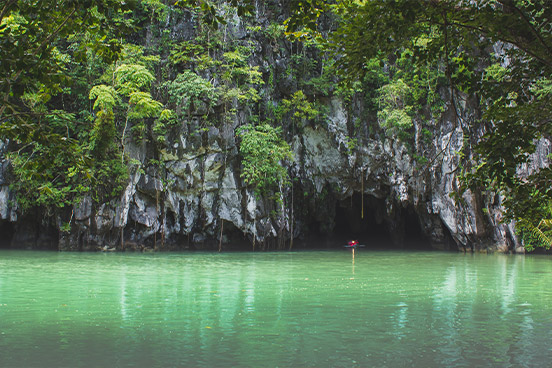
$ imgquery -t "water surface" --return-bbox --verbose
[1,250,551,367]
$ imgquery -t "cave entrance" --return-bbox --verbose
[333,193,431,250]
[0,221,15,249]
[402,205,433,250]
[334,194,392,249]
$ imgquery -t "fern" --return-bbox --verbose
[114,64,155,96]
[529,224,552,249]
[521,202,552,250]
[128,91,163,119]
[89,85,117,111]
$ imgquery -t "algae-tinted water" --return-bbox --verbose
[1,250,551,367]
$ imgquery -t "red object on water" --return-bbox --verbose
[347,240,358,246]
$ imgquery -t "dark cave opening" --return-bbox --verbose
[402,205,433,250]
[0,221,15,249]
[333,195,392,248]
[331,193,432,250]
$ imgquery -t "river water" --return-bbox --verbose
[0,250,551,367]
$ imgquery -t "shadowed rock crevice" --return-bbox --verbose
[10,214,59,250]
[0,220,14,249]
[402,206,433,250]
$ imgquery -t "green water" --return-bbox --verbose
[0,250,551,367]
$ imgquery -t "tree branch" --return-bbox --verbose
[31,7,77,58]
[7,6,78,91]
[497,0,552,59]
[436,19,552,68]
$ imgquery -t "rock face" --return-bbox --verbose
[0,3,539,252]
[0,99,525,252]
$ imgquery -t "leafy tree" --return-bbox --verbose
[219,45,264,109]
[165,70,218,116]
[281,91,321,122]
[89,62,166,159]
[1,0,132,136]
[237,123,292,196]
[275,90,322,133]
[376,78,413,137]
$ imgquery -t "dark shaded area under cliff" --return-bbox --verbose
[0,216,60,250]
[0,221,14,249]
[0,194,441,252]
[335,194,432,250]
[296,193,433,251]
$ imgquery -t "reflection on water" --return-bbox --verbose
[1,251,552,367]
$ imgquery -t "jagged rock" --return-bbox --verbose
[130,192,159,228]
[0,186,11,220]
[218,167,243,228]
[95,204,115,232]
[74,196,92,221]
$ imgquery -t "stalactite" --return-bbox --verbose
[219,219,224,252]
[361,168,364,220]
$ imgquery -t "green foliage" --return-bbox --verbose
[532,78,552,100]
[169,39,264,127]
[89,109,116,159]
[377,109,412,135]
[7,138,92,211]
[0,0,132,122]
[0,0,136,213]
[219,46,264,107]
[141,0,170,22]
[371,46,444,145]
[152,109,176,143]
[376,79,413,136]
[284,36,334,98]
[263,22,286,41]
[175,0,254,27]
[90,58,167,139]
[128,91,163,119]
[165,70,218,115]
[114,64,155,96]
[345,136,357,155]
[92,157,129,201]
[517,202,552,252]
[4,0,548,252]
[237,124,293,196]
[89,85,117,111]
[2,0,268,218]
[86,54,169,196]
[170,41,216,69]
[277,90,322,129]
[169,15,269,131]
[120,44,161,70]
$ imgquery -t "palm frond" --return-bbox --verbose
[529,224,552,249]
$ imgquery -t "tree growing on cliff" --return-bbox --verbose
[237,123,292,197]
[287,0,552,250]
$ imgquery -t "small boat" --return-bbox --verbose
[344,240,365,249]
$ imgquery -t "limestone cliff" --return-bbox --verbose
[0,2,542,252]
